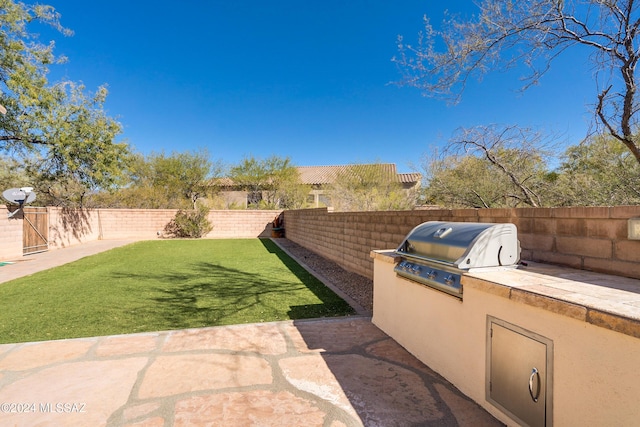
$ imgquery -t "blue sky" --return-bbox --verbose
[40,1,595,173]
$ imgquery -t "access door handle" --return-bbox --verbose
[528,367,541,403]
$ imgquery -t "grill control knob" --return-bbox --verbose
[427,270,437,280]
[444,274,455,286]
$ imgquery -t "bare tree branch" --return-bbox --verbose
[395,0,640,165]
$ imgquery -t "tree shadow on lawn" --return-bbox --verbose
[110,259,353,330]
[258,239,354,308]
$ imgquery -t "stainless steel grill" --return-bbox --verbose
[394,221,520,298]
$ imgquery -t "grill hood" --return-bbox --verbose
[395,221,520,270]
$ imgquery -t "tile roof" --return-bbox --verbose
[297,164,421,185]
[397,172,423,184]
[214,164,421,187]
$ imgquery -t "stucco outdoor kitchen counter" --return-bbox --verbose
[371,250,640,340]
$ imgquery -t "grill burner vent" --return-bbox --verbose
[394,221,520,298]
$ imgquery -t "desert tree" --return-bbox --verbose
[327,163,419,211]
[93,149,223,209]
[0,1,129,205]
[425,153,514,208]
[425,125,556,208]
[554,134,640,205]
[394,0,640,165]
[229,155,306,209]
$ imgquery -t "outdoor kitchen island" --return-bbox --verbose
[371,250,640,427]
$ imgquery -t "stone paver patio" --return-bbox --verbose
[0,317,502,426]
[0,241,503,426]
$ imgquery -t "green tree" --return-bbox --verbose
[326,163,419,211]
[424,126,556,208]
[554,135,640,205]
[425,154,512,208]
[163,203,213,238]
[276,176,311,210]
[229,155,306,209]
[395,0,640,166]
[0,1,129,204]
[93,150,223,209]
[0,155,27,189]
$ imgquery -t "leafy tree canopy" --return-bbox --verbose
[426,154,513,208]
[327,163,419,211]
[91,149,223,209]
[424,125,561,208]
[229,155,306,209]
[0,0,129,205]
[555,135,640,205]
[422,125,640,208]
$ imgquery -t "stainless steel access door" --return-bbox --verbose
[487,317,553,427]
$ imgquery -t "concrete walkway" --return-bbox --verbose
[0,241,503,426]
[0,240,139,284]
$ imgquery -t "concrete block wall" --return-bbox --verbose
[514,206,640,279]
[97,208,177,240]
[48,208,282,245]
[283,208,464,278]
[48,207,101,248]
[37,208,282,253]
[49,207,174,248]
[206,210,281,238]
[0,206,23,260]
[283,206,640,280]
[5,205,640,281]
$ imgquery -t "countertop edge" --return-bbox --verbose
[462,266,640,340]
[371,250,640,340]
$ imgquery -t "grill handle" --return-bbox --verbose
[433,227,453,238]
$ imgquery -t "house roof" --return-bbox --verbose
[397,172,423,184]
[214,163,422,188]
[211,177,235,187]
[297,164,421,185]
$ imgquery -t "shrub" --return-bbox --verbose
[163,204,213,238]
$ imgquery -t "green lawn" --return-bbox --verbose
[0,239,354,344]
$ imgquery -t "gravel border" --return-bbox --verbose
[271,238,373,315]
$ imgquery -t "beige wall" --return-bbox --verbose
[5,205,640,282]
[204,210,281,239]
[1,208,283,260]
[49,208,281,245]
[284,206,640,280]
[0,206,23,260]
[372,253,640,426]
[47,208,180,248]
[48,207,101,248]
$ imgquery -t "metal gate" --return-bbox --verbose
[23,207,49,255]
